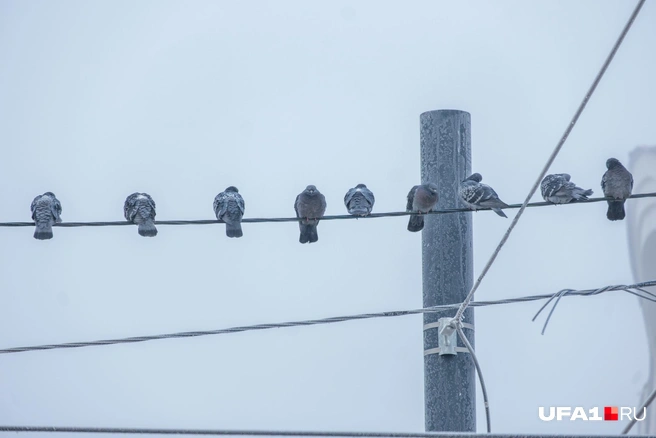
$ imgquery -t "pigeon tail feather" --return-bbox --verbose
[299,224,318,243]
[138,220,158,237]
[349,206,370,216]
[407,214,424,232]
[492,199,510,209]
[34,224,53,240]
[226,222,243,238]
[571,188,593,201]
[606,200,626,221]
[492,208,508,218]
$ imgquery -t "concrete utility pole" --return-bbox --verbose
[420,110,475,432]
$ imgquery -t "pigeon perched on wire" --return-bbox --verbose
[459,173,509,218]
[30,192,62,240]
[406,183,439,232]
[214,186,245,238]
[541,173,593,204]
[294,185,327,244]
[601,158,633,221]
[344,184,375,216]
[124,193,158,237]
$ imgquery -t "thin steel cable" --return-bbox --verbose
[455,324,491,433]
[622,386,656,434]
[451,0,646,325]
[0,193,655,228]
[0,280,653,356]
[2,426,647,437]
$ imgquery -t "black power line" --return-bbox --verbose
[2,425,651,437]
[0,193,654,228]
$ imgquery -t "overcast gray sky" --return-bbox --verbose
[1,0,655,436]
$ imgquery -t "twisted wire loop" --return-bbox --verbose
[532,283,656,335]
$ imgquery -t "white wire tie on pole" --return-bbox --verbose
[423,318,473,356]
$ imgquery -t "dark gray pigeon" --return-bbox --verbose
[601,158,633,221]
[30,192,62,240]
[124,192,157,237]
[406,183,439,232]
[459,173,509,218]
[294,185,327,244]
[214,186,245,238]
[541,173,593,204]
[344,184,375,216]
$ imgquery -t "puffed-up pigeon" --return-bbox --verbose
[406,183,439,232]
[344,184,375,216]
[214,186,245,238]
[459,173,509,218]
[124,192,158,237]
[601,158,633,221]
[30,192,62,240]
[541,173,593,204]
[294,185,327,244]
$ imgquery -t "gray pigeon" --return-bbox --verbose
[124,192,157,237]
[344,184,375,216]
[459,173,509,218]
[294,185,327,244]
[541,173,593,204]
[30,192,62,240]
[214,186,245,238]
[406,183,439,232]
[601,158,633,221]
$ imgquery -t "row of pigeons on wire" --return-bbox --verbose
[29,157,633,243]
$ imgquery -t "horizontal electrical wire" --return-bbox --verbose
[2,426,646,437]
[0,193,654,228]
[0,280,653,356]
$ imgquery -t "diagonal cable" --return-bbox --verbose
[450,0,646,327]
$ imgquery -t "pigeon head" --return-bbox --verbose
[554,173,571,181]
[355,184,367,189]
[426,183,438,194]
[464,173,482,183]
[606,158,622,169]
[225,186,239,193]
[43,192,57,198]
[305,185,318,195]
